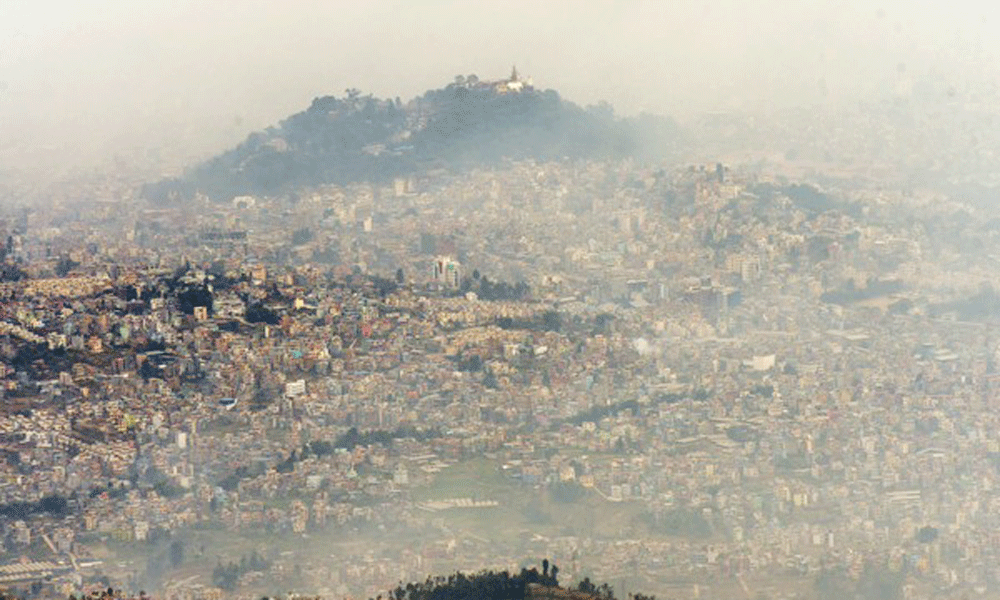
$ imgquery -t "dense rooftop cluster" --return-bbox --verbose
[2,151,1000,600]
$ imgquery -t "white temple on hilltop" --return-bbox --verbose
[456,66,534,94]
[494,65,533,93]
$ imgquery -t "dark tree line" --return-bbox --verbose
[820,277,903,305]
[635,507,713,539]
[0,263,27,282]
[218,462,270,491]
[496,310,561,332]
[453,353,484,372]
[54,256,79,277]
[332,425,441,451]
[559,399,641,428]
[245,303,280,325]
[931,283,1000,321]
[549,390,697,431]
[291,227,314,246]
[378,562,655,600]
[370,275,400,297]
[220,426,440,487]
[382,563,558,600]
[211,551,270,591]
[176,284,213,316]
[456,276,530,301]
[751,182,860,217]
[0,495,69,520]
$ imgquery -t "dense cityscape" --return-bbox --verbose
[8,1,1000,598]
[3,106,1000,600]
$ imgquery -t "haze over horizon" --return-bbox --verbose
[3,0,1000,179]
[8,4,1000,600]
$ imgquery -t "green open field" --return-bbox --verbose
[413,457,648,542]
[412,458,513,502]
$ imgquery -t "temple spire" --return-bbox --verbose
[510,65,519,82]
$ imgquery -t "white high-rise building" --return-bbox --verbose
[432,256,461,288]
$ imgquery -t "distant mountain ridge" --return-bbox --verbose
[142,71,677,203]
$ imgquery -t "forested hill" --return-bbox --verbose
[142,75,677,203]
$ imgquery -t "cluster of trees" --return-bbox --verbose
[482,368,500,390]
[916,525,939,543]
[245,302,281,325]
[0,262,27,282]
[88,484,128,500]
[211,552,270,591]
[0,495,69,520]
[130,463,185,498]
[54,255,79,277]
[457,276,530,301]
[931,283,1000,321]
[751,183,858,217]
[206,260,245,290]
[383,563,559,600]
[820,277,904,305]
[545,389,706,432]
[175,284,213,316]
[550,481,589,503]
[370,274,400,298]
[413,84,640,168]
[0,236,26,282]
[592,313,615,336]
[10,342,75,380]
[332,425,441,451]
[66,588,120,600]
[218,461,268,491]
[496,310,562,333]
[138,358,167,381]
[453,353,485,372]
[556,397,648,428]
[125,265,218,318]
[725,424,760,443]
[635,507,713,539]
[574,578,617,599]
[143,92,406,203]
[144,79,670,203]
[222,425,441,485]
[378,562,655,600]
[291,227,315,246]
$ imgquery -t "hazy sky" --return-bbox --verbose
[2,0,1000,177]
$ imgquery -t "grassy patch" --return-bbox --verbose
[410,457,646,541]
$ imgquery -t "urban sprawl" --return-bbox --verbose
[0,158,998,600]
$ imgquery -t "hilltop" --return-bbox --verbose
[141,69,677,203]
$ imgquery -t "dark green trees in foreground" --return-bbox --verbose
[374,562,656,600]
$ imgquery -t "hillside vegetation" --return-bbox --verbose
[374,562,656,600]
[142,76,676,203]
